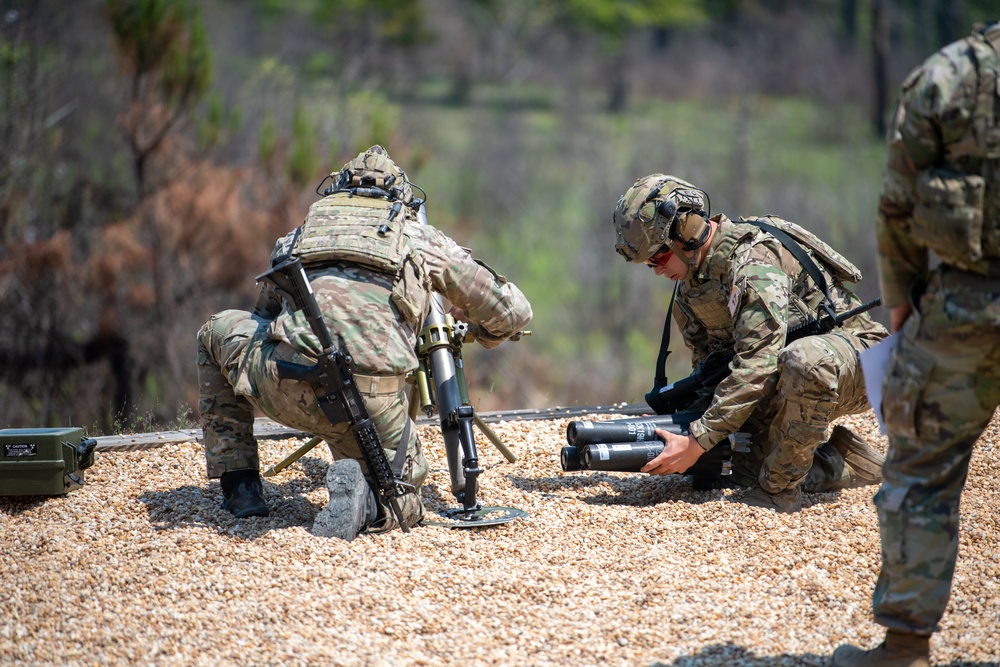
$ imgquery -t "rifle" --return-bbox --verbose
[255,257,413,533]
[410,203,528,526]
[645,297,882,415]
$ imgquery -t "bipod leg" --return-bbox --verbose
[262,435,324,477]
[473,414,517,463]
[453,405,481,514]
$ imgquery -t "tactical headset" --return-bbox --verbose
[647,184,712,252]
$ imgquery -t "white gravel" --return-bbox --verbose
[2,410,998,666]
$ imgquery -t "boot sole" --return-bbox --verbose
[313,459,369,540]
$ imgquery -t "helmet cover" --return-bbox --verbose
[333,145,413,203]
[613,173,709,262]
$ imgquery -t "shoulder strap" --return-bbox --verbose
[652,281,679,387]
[747,219,838,320]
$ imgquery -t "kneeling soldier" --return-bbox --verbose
[197,146,532,539]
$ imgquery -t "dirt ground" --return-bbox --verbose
[2,410,998,667]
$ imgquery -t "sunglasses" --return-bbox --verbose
[645,247,674,269]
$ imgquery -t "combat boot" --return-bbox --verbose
[220,469,270,518]
[830,425,884,487]
[691,474,722,491]
[739,485,803,512]
[832,630,930,667]
[312,458,379,541]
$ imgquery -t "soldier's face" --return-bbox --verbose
[650,245,693,281]
[645,247,674,270]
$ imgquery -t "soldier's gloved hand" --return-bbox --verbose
[446,305,468,323]
[467,323,506,349]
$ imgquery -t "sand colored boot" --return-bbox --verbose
[739,485,803,512]
[830,425,884,487]
[832,630,930,667]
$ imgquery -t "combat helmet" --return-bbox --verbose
[613,173,711,263]
[327,145,414,204]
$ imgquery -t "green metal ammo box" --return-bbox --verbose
[0,427,97,496]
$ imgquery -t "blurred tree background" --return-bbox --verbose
[0,0,994,433]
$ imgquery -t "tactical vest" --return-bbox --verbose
[910,23,1000,273]
[282,192,429,325]
[682,221,751,342]
[683,217,859,343]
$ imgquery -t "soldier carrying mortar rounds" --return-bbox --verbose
[609,173,889,510]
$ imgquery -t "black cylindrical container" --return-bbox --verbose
[581,440,733,475]
[595,410,703,427]
[567,421,688,447]
[582,442,663,471]
[560,445,584,472]
[565,411,700,447]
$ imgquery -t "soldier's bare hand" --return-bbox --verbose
[641,430,705,476]
[890,303,913,333]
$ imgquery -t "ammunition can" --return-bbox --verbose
[0,427,97,496]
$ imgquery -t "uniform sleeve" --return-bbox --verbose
[688,247,787,450]
[876,48,976,307]
[411,224,532,347]
[252,233,296,319]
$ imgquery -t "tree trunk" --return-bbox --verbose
[607,49,629,114]
[871,0,890,138]
[840,0,858,50]
[938,0,965,46]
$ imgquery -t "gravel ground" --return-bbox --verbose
[2,410,999,667]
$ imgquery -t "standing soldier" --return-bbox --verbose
[612,174,888,511]
[833,22,1000,667]
[196,146,532,540]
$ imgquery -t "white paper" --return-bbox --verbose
[859,332,899,435]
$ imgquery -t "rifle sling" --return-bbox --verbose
[653,281,679,386]
[390,418,411,477]
[748,220,837,316]
[652,222,837,387]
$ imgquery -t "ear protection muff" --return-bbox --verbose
[671,207,711,251]
[650,190,711,252]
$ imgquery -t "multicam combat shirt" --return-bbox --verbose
[255,212,532,376]
[674,215,887,450]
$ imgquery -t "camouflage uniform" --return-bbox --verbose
[869,22,1000,636]
[197,187,532,532]
[675,215,888,491]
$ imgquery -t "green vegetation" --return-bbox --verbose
[2,0,958,431]
[393,92,887,408]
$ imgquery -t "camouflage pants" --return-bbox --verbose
[873,268,1000,634]
[727,330,873,491]
[196,309,428,531]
